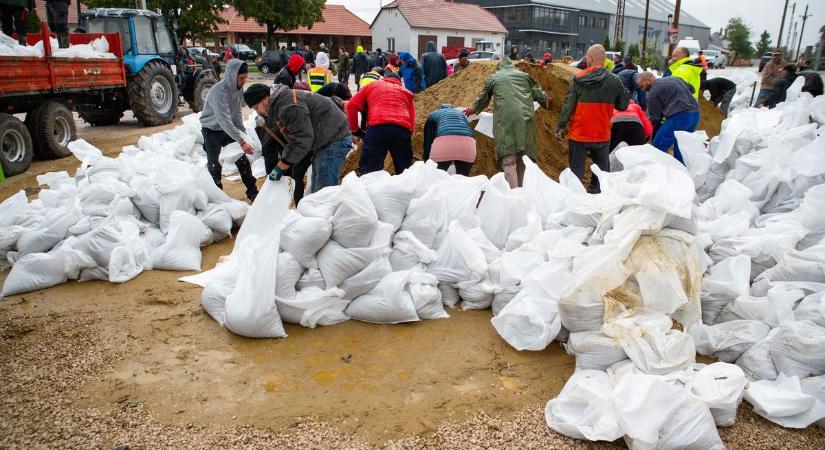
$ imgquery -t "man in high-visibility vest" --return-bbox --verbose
[308,52,333,92]
[359,66,384,89]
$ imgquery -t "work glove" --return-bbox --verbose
[556,128,567,141]
[268,165,285,181]
[255,115,266,127]
[463,106,473,116]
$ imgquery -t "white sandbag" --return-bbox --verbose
[296,185,340,219]
[157,180,208,232]
[275,252,303,299]
[770,321,825,378]
[476,173,529,249]
[759,243,825,283]
[364,174,415,229]
[1,253,67,297]
[232,179,292,256]
[316,241,384,289]
[276,287,349,328]
[398,195,447,249]
[716,285,800,326]
[199,203,233,241]
[744,373,825,428]
[432,176,486,230]
[564,332,627,371]
[16,207,78,255]
[296,268,325,291]
[491,285,520,316]
[491,288,562,351]
[504,211,543,252]
[131,178,161,224]
[389,231,438,271]
[603,312,696,375]
[346,271,420,324]
[73,225,122,266]
[223,223,286,338]
[465,227,501,264]
[408,270,448,320]
[151,211,204,271]
[108,246,143,283]
[544,370,623,442]
[330,173,379,248]
[457,277,496,310]
[701,255,752,324]
[439,283,460,309]
[558,293,605,334]
[690,320,771,363]
[795,292,825,327]
[427,221,488,284]
[736,328,781,382]
[801,375,825,428]
[688,362,748,427]
[611,373,724,450]
[201,266,237,326]
[339,255,392,301]
[488,246,545,288]
[279,211,333,268]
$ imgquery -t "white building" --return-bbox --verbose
[371,0,508,58]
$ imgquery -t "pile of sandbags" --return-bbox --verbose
[0,113,258,297]
[0,32,115,58]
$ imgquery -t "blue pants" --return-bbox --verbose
[652,111,700,165]
[311,134,352,194]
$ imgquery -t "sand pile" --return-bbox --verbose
[341,61,724,181]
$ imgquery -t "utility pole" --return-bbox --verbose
[785,3,796,50]
[613,0,626,48]
[777,0,789,51]
[641,0,650,67]
[666,0,681,58]
[795,5,811,61]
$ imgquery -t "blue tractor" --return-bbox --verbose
[78,8,217,126]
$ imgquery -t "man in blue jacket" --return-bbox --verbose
[399,51,426,94]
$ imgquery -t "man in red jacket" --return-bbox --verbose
[346,73,415,175]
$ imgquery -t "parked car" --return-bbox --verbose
[701,49,725,69]
[188,46,220,60]
[257,49,288,74]
[227,43,257,61]
[569,51,621,68]
[758,52,773,72]
[445,51,500,67]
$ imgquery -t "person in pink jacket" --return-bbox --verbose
[609,99,652,151]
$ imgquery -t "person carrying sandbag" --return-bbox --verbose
[245,83,352,205]
[465,56,550,188]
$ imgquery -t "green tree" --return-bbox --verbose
[725,17,753,61]
[755,30,771,56]
[601,34,611,50]
[235,0,325,49]
[84,0,226,43]
[613,38,626,54]
[25,9,42,34]
[627,43,640,62]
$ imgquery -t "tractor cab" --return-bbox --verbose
[83,8,177,74]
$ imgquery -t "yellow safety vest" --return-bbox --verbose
[309,67,332,92]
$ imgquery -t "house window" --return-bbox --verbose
[598,18,608,29]
[578,15,587,27]
[590,17,597,28]
[387,37,395,52]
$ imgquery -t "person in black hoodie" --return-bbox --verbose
[765,64,798,109]
[421,41,448,87]
[351,45,371,90]
[700,77,737,117]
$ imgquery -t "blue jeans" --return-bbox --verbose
[754,88,774,107]
[311,134,352,193]
[652,111,700,165]
[359,124,413,175]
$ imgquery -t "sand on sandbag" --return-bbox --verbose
[341,61,723,182]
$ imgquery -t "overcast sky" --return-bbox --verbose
[327,0,825,50]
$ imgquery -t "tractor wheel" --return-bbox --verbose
[79,109,124,127]
[0,113,34,177]
[128,60,178,126]
[28,102,75,159]
[187,73,217,113]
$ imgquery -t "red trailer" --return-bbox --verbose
[0,24,126,176]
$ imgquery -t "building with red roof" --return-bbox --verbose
[371,0,507,58]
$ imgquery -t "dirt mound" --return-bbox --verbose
[341,62,723,182]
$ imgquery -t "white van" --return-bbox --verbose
[676,38,701,58]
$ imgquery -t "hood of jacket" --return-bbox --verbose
[315,51,330,68]
[389,53,400,67]
[225,59,246,93]
[356,45,365,54]
[399,51,416,65]
[574,66,609,86]
[287,54,305,73]
[497,56,515,71]
[425,41,436,53]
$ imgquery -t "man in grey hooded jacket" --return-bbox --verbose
[199,59,259,201]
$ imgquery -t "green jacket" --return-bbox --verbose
[337,51,350,74]
[472,57,548,162]
[667,57,703,99]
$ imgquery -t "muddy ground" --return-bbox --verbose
[1,103,824,449]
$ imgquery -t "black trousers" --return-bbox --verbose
[202,127,258,200]
[46,1,69,45]
[287,153,313,205]
[437,160,473,176]
[359,124,412,175]
[568,140,610,194]
[0,6,26,44]
[610,122,646,151]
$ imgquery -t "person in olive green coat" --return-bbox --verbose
[465,57,550,187]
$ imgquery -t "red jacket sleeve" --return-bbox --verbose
[346,86,368,133]
[407,92,416,132]
[636,105,654,138]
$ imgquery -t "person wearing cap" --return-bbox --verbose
[245,83,352,204]
[453,49,471,74]
[540,53,553,67]
[275,53,305,88]
[346,73,416,175]
[199,59,259,202]
[359,66,384,89]
[764,64,798,109]
[308,52,333,92]
[424,104,476,176]
[352,45,371,91]
[755,52,786,107]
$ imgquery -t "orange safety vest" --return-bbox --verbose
[308,67,332,92]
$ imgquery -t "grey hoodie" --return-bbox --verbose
[200,59,246,143]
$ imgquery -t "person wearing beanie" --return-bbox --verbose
[275,53,305,88]
[453,49,471,74]
[540,53,552,67]
[309,52,333,92]
[246,83,352,204]
[199,60,259,202]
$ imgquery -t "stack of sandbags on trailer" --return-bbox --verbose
[0,116,251,298]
